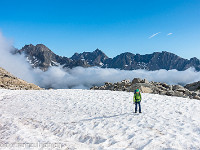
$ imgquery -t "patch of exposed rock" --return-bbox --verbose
[184,81,200,91]
[0,67,42,90]
[91,78,200,100]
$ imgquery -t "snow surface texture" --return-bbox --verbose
[0,89,200,150]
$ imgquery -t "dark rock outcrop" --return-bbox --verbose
[185,81,200,91]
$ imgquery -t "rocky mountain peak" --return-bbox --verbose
[21,44,52,53]
[94,48,104,54]
[35,44,51,51]
[190,57,199,62]
[15,43,200,71]
[18,44,62,71]
[70,49,109,66]
[93,49,109,59]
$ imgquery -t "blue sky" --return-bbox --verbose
[0,0,200,59]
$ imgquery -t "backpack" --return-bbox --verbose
[134,90,141,101]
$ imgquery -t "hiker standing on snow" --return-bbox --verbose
[133,89,142,113]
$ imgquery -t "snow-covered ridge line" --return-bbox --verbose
[0,89,200,149]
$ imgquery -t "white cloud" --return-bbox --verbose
[167,33,173,36]
[0,31,200,90]
[36,67,200,89]
[149,32,161,39]
[0,32,36,83]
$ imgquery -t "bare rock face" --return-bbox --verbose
[185,81,200,91]
[139,86,153,93]
[142,79,149,84]
[173,85,185,92]
[15,44,200,71]
[0,67,42,90]
[128,83,153,93]
[166,90,174,96]
[132,78,142,84]
[91,78,200,100]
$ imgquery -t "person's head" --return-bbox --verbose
[136,89,139,93]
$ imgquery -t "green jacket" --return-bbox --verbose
[134,92,141,102]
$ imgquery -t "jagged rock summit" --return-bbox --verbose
[18,44,68,71]
[0,67,42,90]
[71,48,109,66]
[17,44,93,71]
[16,44,200,71]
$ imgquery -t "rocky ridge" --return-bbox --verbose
[0,67,42,90]
[16,44,200,71]
[91,78,200,100]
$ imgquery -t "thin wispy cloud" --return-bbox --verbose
[167,33,173,36]
[149,32,161,39]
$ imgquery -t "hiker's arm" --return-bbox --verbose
[133,95,135,103]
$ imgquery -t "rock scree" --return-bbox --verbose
[91,78,200,100]
[0,67,42,90]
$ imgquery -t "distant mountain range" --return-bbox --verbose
[15,44,200,71]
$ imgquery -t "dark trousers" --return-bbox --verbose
[135,101,141,113]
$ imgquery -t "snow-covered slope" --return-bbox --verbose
[0,89,200,150]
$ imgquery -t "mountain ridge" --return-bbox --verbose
[16,44,200,71]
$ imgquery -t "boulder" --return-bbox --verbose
[117,82,122,86]
[168,85,172,90]
[157,85,167,91]
[121,79,130,84]
[166,90,174,96]
[172,85,184,91]
[193,96,200,100]
[185,81,200,91]
[139,86,153,93]
[141,79,149,83]
[184,89,191,95]
[128,83,153,93]
[161,83,170,89]
[153,89,159,94]
[173,91,184,97]
[159,91,167,95]
[192,92,198,97]
[121,80,131,86]
[105,82,112,86]
[132,78,142,84]
[176,87,186,92]
[100,85,106,90]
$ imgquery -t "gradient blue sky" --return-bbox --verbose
[0,0,200,59]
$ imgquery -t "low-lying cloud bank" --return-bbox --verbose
[1,32,200,89]
[36,66,200,89]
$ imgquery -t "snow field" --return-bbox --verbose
[0,89,200,150]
